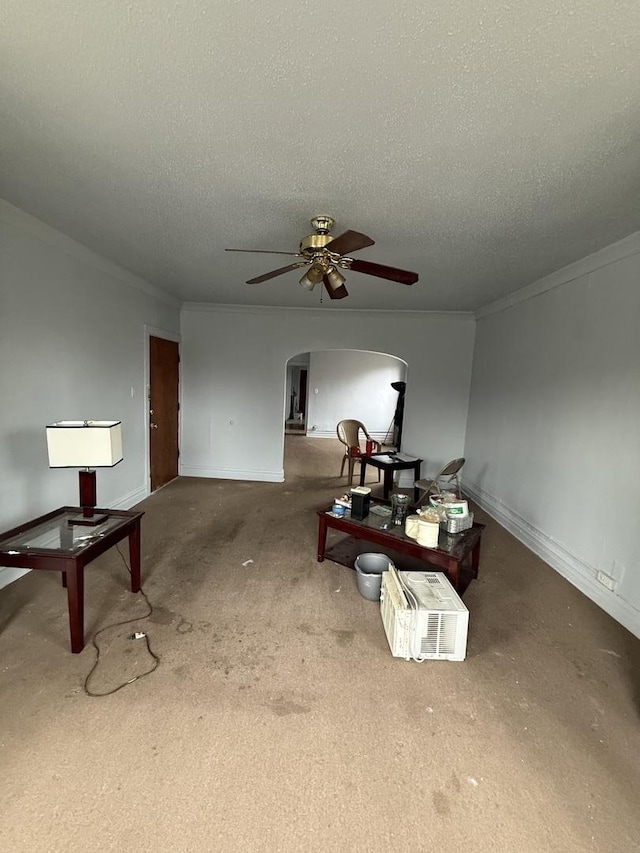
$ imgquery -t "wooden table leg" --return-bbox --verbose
[470,539,481,578]
[413,461,421,503]
[65,563,85,654]
[359,460,367,488]
[317,514,328,562]
[129,519,141,593]
[447,559,460,592]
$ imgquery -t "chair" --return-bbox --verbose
[336,419,382,485]
[414,457,465,505]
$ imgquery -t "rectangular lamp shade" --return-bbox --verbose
[46,420,123,468]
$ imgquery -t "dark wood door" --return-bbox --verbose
[149,336,179,492]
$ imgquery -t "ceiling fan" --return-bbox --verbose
[226,215,419,300]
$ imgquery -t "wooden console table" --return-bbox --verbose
[0,506,144,653]
[317,506,483,594]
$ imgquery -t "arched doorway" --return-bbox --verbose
[283,348,407,473]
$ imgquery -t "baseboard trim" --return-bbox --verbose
[464,481,640,639]
[307,429,389,442]
[112,486,148,510]
[180,466,285,483]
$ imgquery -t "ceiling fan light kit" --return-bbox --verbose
[226,215,419,301]
[325,267,346,291]
[299,269,320,290]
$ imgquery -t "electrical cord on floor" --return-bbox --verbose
[83,544,160,697]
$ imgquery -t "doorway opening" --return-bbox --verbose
[283,349,407,474]
[285,356,309,434]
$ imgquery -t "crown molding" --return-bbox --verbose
[476,230,640,320]
[0,198,181,310]
[181,302,475,322]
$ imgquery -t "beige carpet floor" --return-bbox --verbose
[1,436,639,852]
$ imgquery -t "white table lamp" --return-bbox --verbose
[46,420,123,525]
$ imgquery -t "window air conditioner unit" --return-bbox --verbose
[380,567,469,661]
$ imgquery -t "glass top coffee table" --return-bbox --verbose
[316,504,483,595]
[0,506,144,652]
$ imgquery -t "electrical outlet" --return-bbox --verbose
[596,571,616,591]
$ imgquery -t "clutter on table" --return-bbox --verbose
[390,493,409,526]
[329,487,373,521]
[419,492,474,533]
[325,490,473,536]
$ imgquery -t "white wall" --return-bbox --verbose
[180,305,476,483]
[464,233,640,637]
[305,350,405,440]
[0,200,181,587]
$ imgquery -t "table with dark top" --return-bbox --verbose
[317,505,483,594]
[0,506,144,653]
[359,452,423,502]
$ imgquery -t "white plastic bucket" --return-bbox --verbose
[354,553,394,601]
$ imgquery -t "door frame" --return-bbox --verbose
[144,324,181,498]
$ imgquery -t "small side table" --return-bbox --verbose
[359,453,422,502]
[0,506,144,653]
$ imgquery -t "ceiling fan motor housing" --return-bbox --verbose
[299,232,334,257]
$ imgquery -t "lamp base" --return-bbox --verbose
[68,513,109,527]
[71,470,108,525]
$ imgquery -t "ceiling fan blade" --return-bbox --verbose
[323,275,349,300]
[325,230,375,256]
[246,263,304,284]
[226,248,300,256]
[349,258,418,285]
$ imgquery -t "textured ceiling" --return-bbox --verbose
[1,1,639,311]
